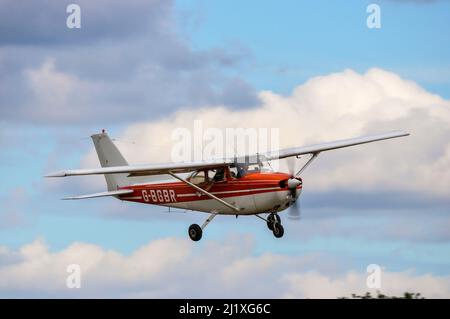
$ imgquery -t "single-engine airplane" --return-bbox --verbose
[46,130,409,241]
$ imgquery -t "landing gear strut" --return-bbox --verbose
[266,213,281,231]
[188,212,217,242]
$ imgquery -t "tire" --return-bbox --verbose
[272,223,284,238]
[188,224,202,241]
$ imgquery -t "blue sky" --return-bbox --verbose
[0,0,449,298]
[177,0,450,97]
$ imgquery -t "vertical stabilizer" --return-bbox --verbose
[91,130,129,191]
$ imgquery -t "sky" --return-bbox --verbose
[0,0,450,298]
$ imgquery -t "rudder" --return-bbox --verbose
[91,131,129,191]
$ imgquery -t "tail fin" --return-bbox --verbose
[91,131,129,191]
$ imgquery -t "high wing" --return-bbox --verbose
[46,160,232,178]
[45,131,409,178]
[263,130,409,160]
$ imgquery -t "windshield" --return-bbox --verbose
[232,156,272,178]
[188,168,226,184]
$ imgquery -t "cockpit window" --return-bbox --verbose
[208,168,225,182]
[246,163,261,174]
[233,162,265,178]
[189,162,271,182]
[189,168,226,184]
[232,154,272,177]
[189,170,206,185]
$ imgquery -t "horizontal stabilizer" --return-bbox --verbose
[62,189,133,200]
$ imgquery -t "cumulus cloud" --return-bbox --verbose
[21,59,100,122]
[80,68,450,198]
[1,237,449,298]
[282,270,450,299]
[0,0,258,124]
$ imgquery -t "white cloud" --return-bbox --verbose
[23,59,100,122]
[81,68,450,197]
[1,237,449,298]
[282,270,450,299]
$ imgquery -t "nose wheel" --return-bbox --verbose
[259,213,284,238]
[266,213,281,231]
[272,222,284,238]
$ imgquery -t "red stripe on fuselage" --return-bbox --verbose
[118,172,300,204]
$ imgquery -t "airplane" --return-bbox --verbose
[46,129,409,241]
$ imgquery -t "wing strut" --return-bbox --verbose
[167,172,240,212]
[296,152,320,176]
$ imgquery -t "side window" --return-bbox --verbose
[189,171,206,185]
[208,168,225,182]
[247,163,260,174]
[207,169,216,180]
[214,168,224,181]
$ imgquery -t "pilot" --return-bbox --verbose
[237,164,248,178]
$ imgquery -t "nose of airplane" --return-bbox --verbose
[287,177,302,189]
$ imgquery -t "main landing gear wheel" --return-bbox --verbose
[266,213,281,230]
[189,212,217,242]
[272,223,284,238]
[188,224,202,241]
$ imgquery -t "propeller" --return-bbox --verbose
[284,157,302,220]
[285,156,296,177]
[287,178,302,220]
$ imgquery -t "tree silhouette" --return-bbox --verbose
[339,291,425,299]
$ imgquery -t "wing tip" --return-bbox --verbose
[44,171,67,178]
[392,130,410,137]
